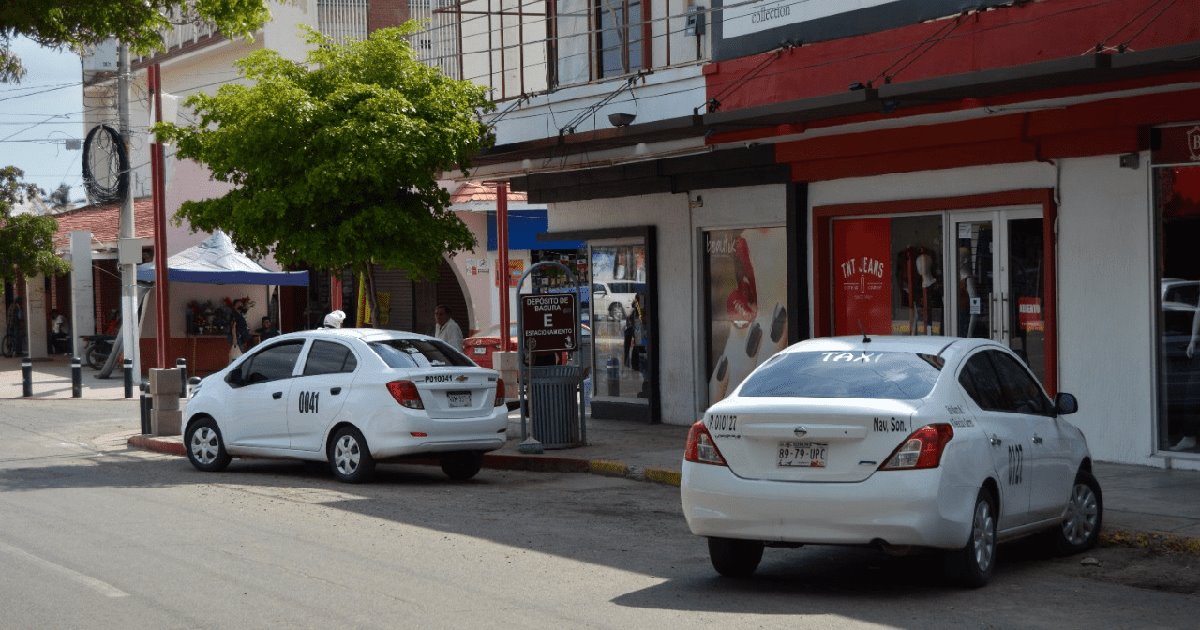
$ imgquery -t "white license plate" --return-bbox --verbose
[777,442,828,468]
[448,391,472,407]
[472,347,486,355]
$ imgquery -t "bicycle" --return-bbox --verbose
[1,328,23,358]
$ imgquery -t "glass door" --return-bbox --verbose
[950,209,1046,381]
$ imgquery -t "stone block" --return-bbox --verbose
[150,368,182,395]
[152,408,182,436]
[153,394,180,411]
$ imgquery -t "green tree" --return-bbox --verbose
[156,25,494,322]
[0,166,70,282]
[0,0,271,82]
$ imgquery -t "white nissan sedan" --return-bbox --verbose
[681,336,1100,587]
[183,328,508,483]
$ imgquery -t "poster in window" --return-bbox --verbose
[705,227,787,404]
[833,218,892,335]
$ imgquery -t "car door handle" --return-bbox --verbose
[1032,434,1043,444]
[272,391,282,399]
[989,435,1002,446]
[330,387,342,395]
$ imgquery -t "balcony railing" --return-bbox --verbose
[318,0,369,46]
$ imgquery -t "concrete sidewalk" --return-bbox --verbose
[5,354,1200,548]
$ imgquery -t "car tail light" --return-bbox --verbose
[684,421,728,466]
[880,423,954,470]
[386,380,424,409]
[493,378,505,407]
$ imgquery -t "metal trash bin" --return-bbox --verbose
[528,365,584,449]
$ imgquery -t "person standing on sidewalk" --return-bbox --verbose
[434,304,463,350]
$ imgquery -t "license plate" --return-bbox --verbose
[447,391,472,408]
[777,442,828,468]
[472,347,486,355]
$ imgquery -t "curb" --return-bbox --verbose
[125,435,680,489]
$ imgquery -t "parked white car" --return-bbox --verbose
[183,328,508,483]
[681,335,1100,587]
[592,280,645,321]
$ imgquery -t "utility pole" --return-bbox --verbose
[117,43,140,378]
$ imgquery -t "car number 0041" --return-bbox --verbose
[448,391,472,407]
[777,442,828,468]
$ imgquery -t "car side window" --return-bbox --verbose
[303,340,358,376]
[243,341,304,385]
[989,351,1054,416]
[959,353,1009,412]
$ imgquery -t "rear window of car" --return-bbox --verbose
[369,339,475,368]
[737,351,941,399]
[609,282,644,293]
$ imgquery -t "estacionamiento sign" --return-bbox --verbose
[520,294,577,353]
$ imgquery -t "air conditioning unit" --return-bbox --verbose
[685,6,706,37]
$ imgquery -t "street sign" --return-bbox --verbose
[520,294,577,353]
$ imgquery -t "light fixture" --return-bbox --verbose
[608,112,636,127]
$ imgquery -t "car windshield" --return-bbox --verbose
[370,339,475,368]
[737,351,941,399]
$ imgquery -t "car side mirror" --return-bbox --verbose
[1055,392,1078,415]
[225,368,245,388]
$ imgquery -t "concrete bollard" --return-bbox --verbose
[71,356,82,398]
[140,380,152,435]
[176,357,188,398]
[149,368,183,437]
[123,359,133,399]
[21,356,32,398]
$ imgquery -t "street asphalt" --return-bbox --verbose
[4,353,1200,551]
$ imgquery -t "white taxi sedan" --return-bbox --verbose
[681,336,1101,587]
[183,328,508,483]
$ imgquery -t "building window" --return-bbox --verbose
[596,0,645,77]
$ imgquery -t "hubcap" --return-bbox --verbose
[971,499,996,572]
[1061,482,1099,545]
[334,435,360,475]
[190,427,219,464]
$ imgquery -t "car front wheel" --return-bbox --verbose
[1052,470,1102,556]
[185,418,231,473]
[441,451,483,481]
[707,537,764,578]
[329,427,375,483]
[945,487,997,588]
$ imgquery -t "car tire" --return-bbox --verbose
[945,486,998,588]
[707,537,764,578]
[440,451,483,481]
[329,426,375,483]
[185,417,232,473]
[608,303,625,322]
[1050,470,1103,556]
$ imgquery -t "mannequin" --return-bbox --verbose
[958,247,980,338]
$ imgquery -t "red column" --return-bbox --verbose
[330,274,343,311]
[496,182,510,351]
[150,63,171,369]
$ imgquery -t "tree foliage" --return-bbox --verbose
[156,25,495,285]
[0,0,271,82]
[0,167,70,282]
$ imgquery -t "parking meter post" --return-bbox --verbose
[176,357,187,398]
[21,356,32,398]
[606,357,620,397]
[71,357,82,398]
[123,359,133,399]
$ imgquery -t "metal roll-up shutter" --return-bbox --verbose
[371,266,414,332]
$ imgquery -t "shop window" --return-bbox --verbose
[1155,160,1200,453]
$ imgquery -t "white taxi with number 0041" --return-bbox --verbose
[680,335,1101,587]
[183,328,508,483]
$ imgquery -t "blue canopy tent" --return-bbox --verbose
[137,231,308,286]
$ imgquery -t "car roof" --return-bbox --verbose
[783,335,1002,363]
[274,327,437,343]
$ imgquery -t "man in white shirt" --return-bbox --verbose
[434,304,463,350]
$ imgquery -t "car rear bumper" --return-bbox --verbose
[365,407,509,459]
[680,461,977,549]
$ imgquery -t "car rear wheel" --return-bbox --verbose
[707,537,764,578]
[945,487,997,588]
[329,427,375,484]
[440,451,483,481]
[1051,470,1102,556]
[185,418,231,473]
